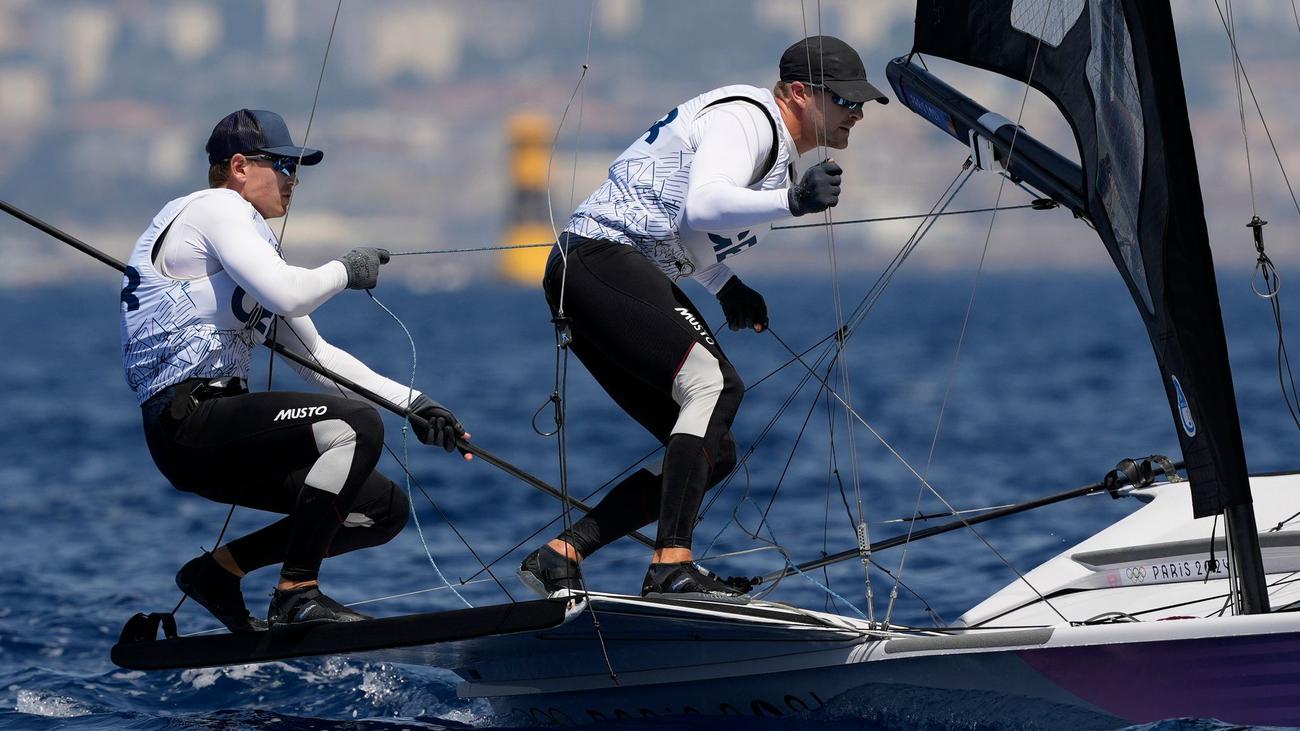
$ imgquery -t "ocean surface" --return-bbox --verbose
[1,269,1298,731]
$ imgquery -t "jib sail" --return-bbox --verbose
[902,0,1249,521]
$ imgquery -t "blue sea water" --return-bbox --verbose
[1,269,1298,730]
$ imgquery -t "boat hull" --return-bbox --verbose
[359,595,1300,728]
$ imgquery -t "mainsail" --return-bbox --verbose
[903,0,1249,521]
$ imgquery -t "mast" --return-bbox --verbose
[890,0,1269,613]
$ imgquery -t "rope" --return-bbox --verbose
[366,292,472,608]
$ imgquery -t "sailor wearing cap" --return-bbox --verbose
[121,109,469,631]
[518,36,886,601]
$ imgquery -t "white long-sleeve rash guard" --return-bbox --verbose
[160,190,349,317]
[161,191,421,408]
[682,102,793,236]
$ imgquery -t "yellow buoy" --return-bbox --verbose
[500,112,555,285]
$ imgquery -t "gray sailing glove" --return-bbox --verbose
[787,160,843,216]
[408,394,464,453]
[337,247,391,290]
[717,276,768,332]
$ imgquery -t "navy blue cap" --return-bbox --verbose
[205,109,324,165]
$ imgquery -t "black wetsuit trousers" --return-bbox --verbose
[141,379,408,582]
[544,236,742,554]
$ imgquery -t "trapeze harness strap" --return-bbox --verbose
[564,84,794,281]
[702,95,781,187]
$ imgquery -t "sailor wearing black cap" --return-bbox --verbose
[519,36,886,602]
[122,109,469,631]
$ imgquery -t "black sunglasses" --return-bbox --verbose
[241,154,298,178]
[806,84,864,111]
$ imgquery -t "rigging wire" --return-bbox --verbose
[540,2,597,547]
[834,162,977,347]
[880,4,1059,627]
[1224,0,1258,218]
[799,0,876,624]
[697,343,836,555]
[698,335,836,520]
[690,156,977,616]
[693,344,949,624]
[770,202,1043,230]
[274,0,343,245]
[1216,0,1300,436]
[390,242,553,256]
[1212,0,1300,219]
[377,203,1042,258]
[767,325,1070,625]
[536,1,620,686]
[459,448,662,585]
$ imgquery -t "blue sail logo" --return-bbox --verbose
[1172,375,1196,437]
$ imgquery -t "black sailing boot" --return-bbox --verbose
[267,585,371,626]
[175,553,268,633]
[518,545,585,597]
[641,562,750,604]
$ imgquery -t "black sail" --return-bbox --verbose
[911,0,1249,518]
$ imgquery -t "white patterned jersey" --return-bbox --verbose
[120,189,347,404]
[565,85,797,292]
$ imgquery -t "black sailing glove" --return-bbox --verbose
[787,159,843,217]
[408,394,464,453]
[717,276,769,332]
[337,247,391,290]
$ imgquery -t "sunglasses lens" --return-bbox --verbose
[274,158,297,177]
[832,94,861,111]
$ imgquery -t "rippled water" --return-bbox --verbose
[1,270,1297,730]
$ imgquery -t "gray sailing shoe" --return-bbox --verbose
[641,562,750,604]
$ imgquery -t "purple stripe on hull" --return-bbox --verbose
[1018,630,1300,725]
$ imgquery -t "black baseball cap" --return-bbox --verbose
[779,36,888,105]
[205,109,324,165]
